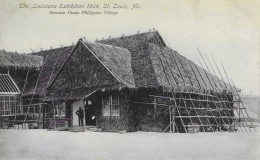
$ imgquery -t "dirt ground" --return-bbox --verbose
[0,129,259,160]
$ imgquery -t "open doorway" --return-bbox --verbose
[84,100,97,126]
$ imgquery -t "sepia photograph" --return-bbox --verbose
[0,0,259,160]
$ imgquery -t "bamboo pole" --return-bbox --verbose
[211,55,228,89]
[198,49,218,88]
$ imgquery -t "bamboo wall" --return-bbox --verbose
[97,89,135,132]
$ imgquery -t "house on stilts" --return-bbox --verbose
[0,30,256,133]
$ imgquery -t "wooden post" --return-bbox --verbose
[172,106,175,133]
[43,104,45,129]
[82,98,86,126]
[21,101,23,113]
[53,100,57,128]
[153,97,157,125]
[169,106,172,132]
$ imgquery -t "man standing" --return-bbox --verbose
[76,107,84,126]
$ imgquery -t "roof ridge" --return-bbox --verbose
[98,30,156,42]
[31,45,74,55]
[87,40,130,51]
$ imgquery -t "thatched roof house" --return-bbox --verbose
[1,30,247,132]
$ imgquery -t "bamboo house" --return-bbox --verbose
[0,31,255,133]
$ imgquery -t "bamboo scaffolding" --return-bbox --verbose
[227,70,256,131]
[216,63,247,132]
[176,53,220,132]
[198,52,233,132]
[199,52,235,132]
[173,54,208,132]
[211,55,251,132]
[133,33,254,133]
[209,55,241,131]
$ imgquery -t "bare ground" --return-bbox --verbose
[0,129,259,160]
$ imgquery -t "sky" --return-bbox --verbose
[0,0,259,96]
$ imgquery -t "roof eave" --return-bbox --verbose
[0,92,20,95]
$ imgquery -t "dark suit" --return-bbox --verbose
[76,108,84,126]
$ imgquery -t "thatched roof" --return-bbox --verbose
[99,31,234,92]
[81,39,135,88]
[44,31,236,101]
[6,30,236,100]
[148,43,231,91]
[22,46,75,96]
[45,40,135,100]
[0,50,43,69]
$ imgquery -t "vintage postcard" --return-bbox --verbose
[0,0,259,160]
